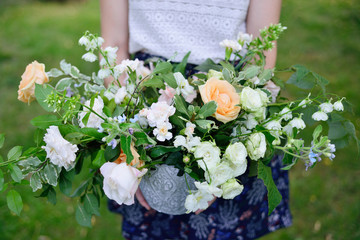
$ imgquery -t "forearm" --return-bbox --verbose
[246,0,282,69]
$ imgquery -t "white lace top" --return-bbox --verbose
[129,0,250,64]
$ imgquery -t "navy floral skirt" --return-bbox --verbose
[108,52,292,240]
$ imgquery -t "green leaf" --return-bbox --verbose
[174,95,190,117]
[55,78,74,91]
[81,112,91,127]
[47,186,57,205]
[59,170,72,196]
[47,68,63,78]
[0,169,4,191]
[287,65,316,89]
[30,172,43,192]
[18,157,42,170]
[7,190,23,216]
[35,84,56,112]
[195,120,216,130]
[7,146,23,161]
[247,160,258,177]
[30,115,62,129]
[281,158,298,170]
[150,146,180,158]
[64,132,85,144]
[142,76,165,89]
[163,72,178,89]
[312,125,323,142]
[43,164,58,187]
[9,164,23,182]
[76,204,92,227]
[240,65,261,79]
[153,61,173,74]
[0,133,5,149]
[258,161,282,215]
[197,101,217,119]
[71,181,89,197]
[121,135,133,164]
[104,145,121,162]
[34,128,45,146]
[195,58,222,72]
[60,60,71,74]
[84,193,100,216]
[133,131,156,146]
[92,150,106,169]
[80,128,106,140]
[174,51,191,75]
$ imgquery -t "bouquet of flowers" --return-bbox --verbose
[0,24,357,226]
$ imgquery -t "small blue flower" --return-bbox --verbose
[74,82,83,88]
[130,114,139,123]
[66,87,74,97]
[108,139,117,149]
[145,144,154,149]
[309,152,318,164]
[116,114,127,123]
[128,127,134,135]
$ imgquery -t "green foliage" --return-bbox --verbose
[35,84,56,112]
[120,135,133,164]
[30,114,62,129]
[6,190,23,216]
[197,101,217,119]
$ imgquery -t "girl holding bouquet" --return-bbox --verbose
[100,0,290,239]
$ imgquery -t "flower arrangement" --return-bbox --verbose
[0,24,357,226]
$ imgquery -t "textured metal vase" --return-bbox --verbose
[139,164,195,215]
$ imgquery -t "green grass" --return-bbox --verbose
[0,0,359,239]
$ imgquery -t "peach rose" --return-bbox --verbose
[199,77,241,123]
[18,61,49,103]
[114,143,144,168]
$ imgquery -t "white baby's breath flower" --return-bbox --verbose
[82,52,97,62]
[194,142,221,171]
[114,86,128,104]
[333,100,344,111]
[194,181,223,197]
[219,39,242,51]
[319,102,333,113]
[185,190,214,213]
[100,162,147,205]
[246,132,267,161]
[78,96,105,128]
[42,126,78,171]
[289,117,306,129]
[221,178,244,199]
[225,142,248,177]
[279,107,293,121]
[153,122,173,142]
[312,111,328,121]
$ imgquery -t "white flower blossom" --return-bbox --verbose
[289,117,306,129]
[78,36,90,47]
[246,132,267,161]
[185,190,214,213]
[194,181,223,197]
[319,102,333,113]
[100,162,147,205]
[174,135,201,151]
[78,96,105,128]
[312,111,328,121]
[174,72,197,103]
[42,126,78,171]
[114,87,128,104]
[225,142,248,177]
[82,52,97,62]
[146,101,176,127]
[102,46,118,66]
[264,80,281,103]
[221,178,244,199]
[219,39,242,51]
[333,100,344,111]
[240,87,269,114]
[237,33,253,45]
[153,122,173,142]
[205,161,233,186]
[279,107,293,121]
[185,122,196,137]
[98,68,111,79]
[194,142,221,171]
[243,114,258,129]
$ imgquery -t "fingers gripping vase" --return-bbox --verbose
[139,164,195,215]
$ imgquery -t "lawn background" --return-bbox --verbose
[0,0,359,239]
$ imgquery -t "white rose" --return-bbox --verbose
[240,87,269,113]
[225,142,248,177]
[205,161,233,186]
[312,111,328,121]
[194,142,221,171]
[78,96,105,128]
[246,132,267,161]
[42,126,78,171]
[100,162,147,205]
[221,178,244,199]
